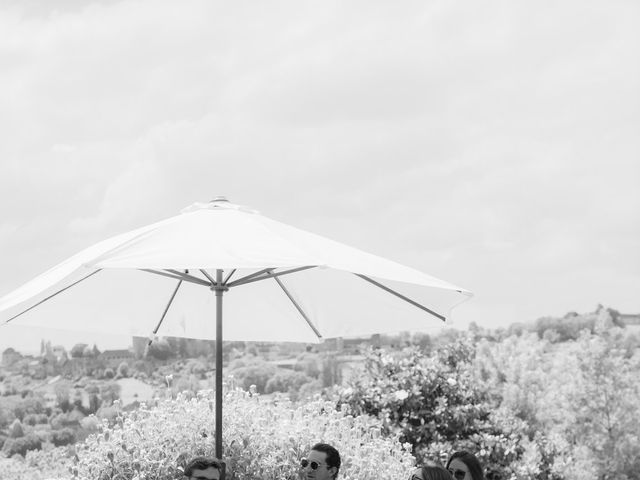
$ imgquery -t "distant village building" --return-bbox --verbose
[99,349,134,366]
[2,347,22,366]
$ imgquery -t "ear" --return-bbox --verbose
[329,466,338,478]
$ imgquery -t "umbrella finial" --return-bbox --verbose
[182,197,259,214]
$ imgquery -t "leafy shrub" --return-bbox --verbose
[474,327,640,480]
[8,419,24,438]
[117,362,130,378]
[298,379,323,400]
[96,405,118,423]
[337,341,559,480]
[103,368,115,379]
[80,415,101,432]
[51,427,76,447]
[23,413,49,426]
[230,360,276,393]
[0,402,14,428]
[147,339,173,360]
[73,389,414,480]
[2,434,42,457]
[265,370,313,395]
[71,343,89,358]
[99,382,121,405]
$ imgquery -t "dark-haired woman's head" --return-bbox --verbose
[446,451,484,480]
[409,462,451,480]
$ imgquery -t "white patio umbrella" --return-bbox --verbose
[0,197,472,459]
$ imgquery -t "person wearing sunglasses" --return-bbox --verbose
[300,443,341,480]
[183,456,223,480]
[409,462,451,480]
[445,451,484,480]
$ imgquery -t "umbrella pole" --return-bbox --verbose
[215,269,224,462]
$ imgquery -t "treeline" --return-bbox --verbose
[493,305,628,342]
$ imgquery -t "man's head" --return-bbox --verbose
[301,443,341,480]
[184,457,223,480]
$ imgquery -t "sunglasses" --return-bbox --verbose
[300,459,327,470]
[448,468,467,480]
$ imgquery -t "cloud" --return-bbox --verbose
[0,0,638,348]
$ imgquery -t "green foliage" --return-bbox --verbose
[70,389,414,480]
[560,331,640,479]
[71,343,89,358]
[0,446,71,480]
[265,369,314,398]
[8,419,24,438]
[1,434,42,457]
[474,327,640,480]
[338,340,561,480]
[117,362,130,378]
[23,413,49,426]
[99,382,121,405]
[50,427,76,447]
[230,358,277,393]
[147,339,174,360]
[0,306,636,480]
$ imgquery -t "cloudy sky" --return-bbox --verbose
[0,0,638,352]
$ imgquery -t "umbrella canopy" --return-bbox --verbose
[0,197,472,459]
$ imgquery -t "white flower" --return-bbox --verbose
[394,390,409,401]
[447,378,457,386]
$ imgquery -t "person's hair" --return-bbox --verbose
[446,451,484,480]
[419,464,451,480]
[311,443,341,477]
[184,457,223,477]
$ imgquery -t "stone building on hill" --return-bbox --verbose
[99,349,134,366]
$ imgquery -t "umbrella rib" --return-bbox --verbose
[166,269,213,286]
[140,269,211,287]
[222,269,236,285]
[147,274,184,346]
[226,268,275,287]
[3,269,102,325]
[354,273,446,322]
[199,269,217,285]
[273,276,322,339]
[228,266,317,288]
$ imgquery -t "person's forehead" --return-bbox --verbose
[449,459,469,472]
[309,450,328,462]
[191,466,220,478]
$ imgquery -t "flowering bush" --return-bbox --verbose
[70,389,414,480]
[0,445,71,480]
